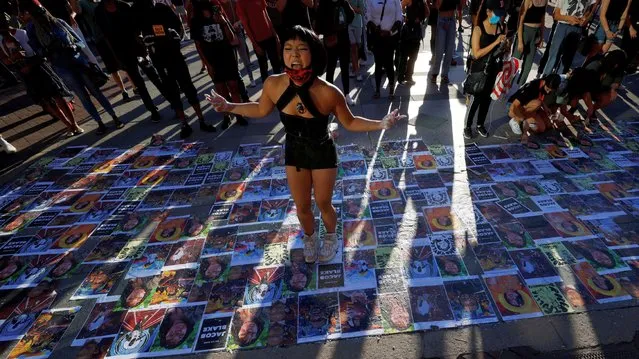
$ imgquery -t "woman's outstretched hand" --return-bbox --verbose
[380,109,407,130]
[205,89,231,112]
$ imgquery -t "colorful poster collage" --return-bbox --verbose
[0,122,638,356]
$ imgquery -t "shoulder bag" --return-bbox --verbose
[366,0,388,51]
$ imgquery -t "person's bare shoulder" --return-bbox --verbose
[313,77,342,100]
[263,74,289,101]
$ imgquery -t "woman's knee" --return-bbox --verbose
[315,199,334,214]
[296,204,314,217]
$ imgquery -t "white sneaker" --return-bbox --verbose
[346,95,356,105]
[356,74,363,82]
[248,80,256,88]
[303,232,318,263]
[0,136,16,153]
[509,118,522,135]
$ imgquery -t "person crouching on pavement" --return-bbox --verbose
[508,74,561,146]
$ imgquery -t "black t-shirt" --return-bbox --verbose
[584,55,624,91]
[509,79,546,104]
[266,0,283,27]
[559,67,599,99]
[95,0,144,55]
[439,0,459,12]
[282,0,311,29]
[140,4,183,53]
[190,15,233,55]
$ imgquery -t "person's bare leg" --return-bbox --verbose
[311,168,339,262]
[55,97,79,130]
[121,71,135,91]
[287,166,315,234]
[43,101,73,131]
[311,168,338,233]
[112,72,126,93]
[227,80,243,103]
[286,166,318,262]
[584,44,603,64]
[350,43,359,75]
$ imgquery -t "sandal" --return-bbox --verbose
[319,233,339,263]
[303,232,318,263]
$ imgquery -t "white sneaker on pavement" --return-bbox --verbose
[0,136,16,153]
[303,232,318,263]
[509,118,522,135]
[346,95,356,105]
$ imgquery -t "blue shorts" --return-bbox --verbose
[594,21,619,44]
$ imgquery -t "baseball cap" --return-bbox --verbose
[485,0,506,17]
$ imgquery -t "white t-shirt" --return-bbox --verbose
[366,0,403,32]
[557,0,596,24]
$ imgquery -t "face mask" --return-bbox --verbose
[284,66,314,84]
[489,14,501,24]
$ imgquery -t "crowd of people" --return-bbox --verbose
[464,0,635,144]
[0,0,636,153]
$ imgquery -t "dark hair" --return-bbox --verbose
[602,49,627,76]
[159,307,195,349]
[544,74,561,90]
[280,25,327,77]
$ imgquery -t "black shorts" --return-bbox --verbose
[284,135,338,170]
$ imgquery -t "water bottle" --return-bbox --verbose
[328,122,339,139]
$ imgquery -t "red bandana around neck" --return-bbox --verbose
[284,66,314,85]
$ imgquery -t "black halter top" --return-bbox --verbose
[275,77,331,142]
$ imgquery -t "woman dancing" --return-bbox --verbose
[207,26,404,264]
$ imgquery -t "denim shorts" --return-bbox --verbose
[594,21,619,44]
[348,26,363,44]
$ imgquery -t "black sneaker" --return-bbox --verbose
[200,121,217,132]
[221,115,231,130]
[122,91,131,102]
[113,118,125,129]
[96,125,108,135]
[151,112,161,123]
[180,124,193,139]
[477,125,489,138]
[458,26,463,33]
[463,127,473,139]
[236,116,249,126]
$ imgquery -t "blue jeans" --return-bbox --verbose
[542,22,581,76]
[54,65,116,126]
[429,16,456,77]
